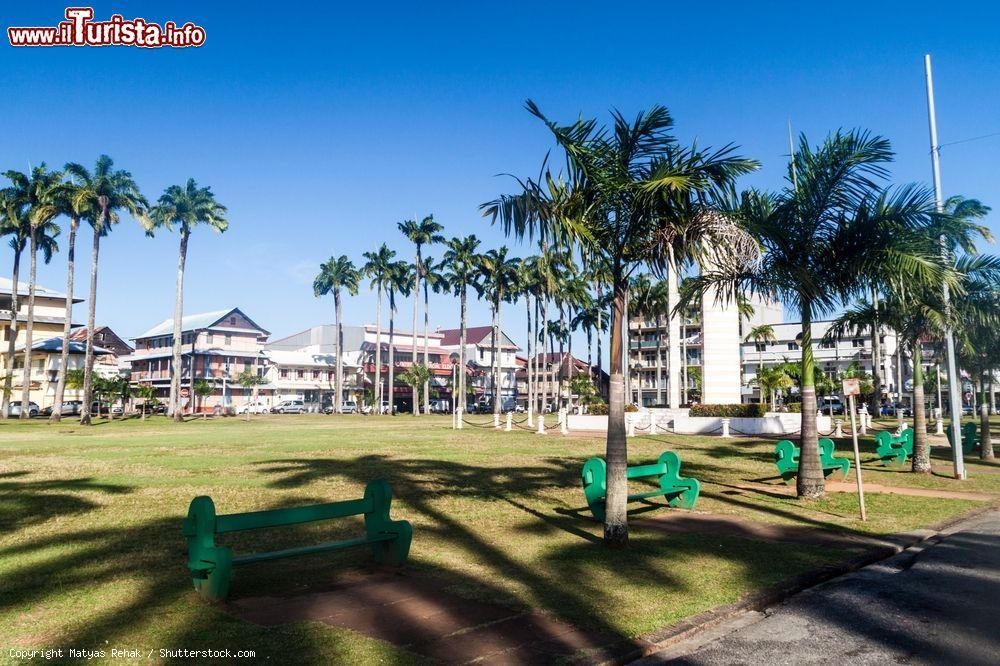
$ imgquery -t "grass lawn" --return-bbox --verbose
[1,415,996,663]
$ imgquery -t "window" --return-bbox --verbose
[296,370,304,379]
[328,371,334,380]
[224,334,232,345]
[755,342,767,352]
[207,333,214,344]
[787,342,799,351]
[819,340,835,349]
[280,369,288,379]
[312,370,320,379]
[230,316,237,325]
[852,338,864,348]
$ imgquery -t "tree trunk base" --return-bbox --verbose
[603,522,629,548]
[796,481,826,500]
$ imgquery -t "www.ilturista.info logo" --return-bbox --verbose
[8,7,206,48]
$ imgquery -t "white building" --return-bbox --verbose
[437,326,521,406]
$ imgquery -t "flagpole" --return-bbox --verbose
[924,53,966,480]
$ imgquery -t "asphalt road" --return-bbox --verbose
[642,510,1000,665]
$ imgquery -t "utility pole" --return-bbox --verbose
[924,53,966,480]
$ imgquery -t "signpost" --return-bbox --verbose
[843,378,867,521]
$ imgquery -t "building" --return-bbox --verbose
[262,349,364,409]
[1,277,83,408]
[518,353,609,410]
[438,326,520,407]
[130,307,270,413]
[69,326,133,379]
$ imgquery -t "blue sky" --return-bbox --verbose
[3,1,998,355]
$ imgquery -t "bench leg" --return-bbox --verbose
[194,548,232,602]
[372,520,412,566]
[665,479,700,509]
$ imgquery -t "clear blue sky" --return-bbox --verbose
[3,1,998,354]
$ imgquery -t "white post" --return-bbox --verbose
[848,394,867,521]
[456,407,463,430]
[835,419,844,438]
[627,415,636,437]
[721,418,731,438]
[936,417,944,435]
[527,403,534,428]
[505,412,512,432]
[925,54,965,480]
[649,412,657,435]
[561,413,569,435]
[452,406,456,429]
[493,412,500,429]
[536,413,546,435]
[859,417,867,436]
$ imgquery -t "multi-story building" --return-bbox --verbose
[518,353,609,410]
[130,307,270,413]
[1,277,86,408]
[438,326,520,407]
[69,326,134,380]
[262,349,364,409]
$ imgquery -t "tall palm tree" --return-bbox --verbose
[3,166,63,418]
[484,102,757,546]
[442,235,482,414]
[385,260,411,415]
[398,215,444,415]
[362,244,398,412]
[745,323,777,403]
[0,195,26,419]
[516,257,540,416]
[477,247,519,416]
[314,255,360,414]
[421,256,447,413]
[49,167,94,423]
[150,179,228,421]
[692,131,952,495]
[69,156,149,425]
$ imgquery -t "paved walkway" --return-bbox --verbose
[638,510,1000,665]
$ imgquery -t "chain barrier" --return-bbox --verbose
[461,418,497,429]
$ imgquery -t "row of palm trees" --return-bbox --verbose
[0,156,226,424]
[484,101,1000,547]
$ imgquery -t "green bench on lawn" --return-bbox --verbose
[946,422,980,455]
[875,427,914,466]
[182,479,412,601]
[774,438,851,483]
[581,451,700,521]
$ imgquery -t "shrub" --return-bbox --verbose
[624,403,639,413]
[589,403,608,415]
[788,403,802,413]
[688,403,767,418]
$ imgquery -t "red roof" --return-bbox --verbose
[437,326,494,346]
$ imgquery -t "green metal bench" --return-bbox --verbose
[875,428,914,466]
[946,422,980,455]
[774,438,850,483]
[581,451,700,522]
[182,479,412,601]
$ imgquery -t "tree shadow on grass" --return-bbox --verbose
[0,471,133,530]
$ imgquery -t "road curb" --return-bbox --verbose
[612,501,999,665]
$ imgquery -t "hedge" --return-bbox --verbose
[688,403,767,418]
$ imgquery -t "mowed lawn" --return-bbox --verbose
[1,415,997,664]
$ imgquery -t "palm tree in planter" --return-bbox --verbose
[477,247,520,417]
[69,156,149,425]
[49,167,94,423]
[3,165,64,418]
[442,235,482,415]
[314,255,360,414]
[398,215,445,415]
[691,131,954,495]
[150,179,228,422]
[745,324,776,404]
[362,244,399,412]
[484,101,758,546]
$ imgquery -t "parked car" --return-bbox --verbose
[7,401,40,417]
[428,399,450,414]
[42,400,83,417]
[271,400,306,414]
[325,401,358,414]
[237,400,269,415]
[820,397,845,415]
[137,401,167,415]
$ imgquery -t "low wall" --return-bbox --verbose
[565,411,831,436]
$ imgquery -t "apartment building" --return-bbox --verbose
[130,307,270,413]
[518,353,609,410]
[438,326,520,407]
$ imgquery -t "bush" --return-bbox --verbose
[624,403,639,413]
[589,403,608,415]
[788,403,802,413]
[688,403,767,418]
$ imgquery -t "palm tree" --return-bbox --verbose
[69,156,149,425]
[693,131,952,495]
[745,324,777,404]
[398,215,444,415]
[362,244,398,412]
[49,166,94,423]
[442,235,482,414]
[150,179,228,421]
[516,257,540,416]
[385,260,411,415]
[484,102,758,546]
[3,166,63,418]
[314,255,360,414]
[421,256,447,413]
[477,247,520,416]
[0,196,27,420]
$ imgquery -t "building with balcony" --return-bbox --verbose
[438,326,521,408]
[129,307,270,413]
[518,353,609,410]
[1,277,85,408]
[262,349,364,409]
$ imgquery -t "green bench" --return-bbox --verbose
[182,479,412,601]
[774,438,850,483]
[581,451,700,521]
[874,428,914,466]
[946,422,980,455]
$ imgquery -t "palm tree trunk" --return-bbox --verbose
[171,229,189,422]
[80,219,102,426]
[558,305,565,408]
[492,296,500,416]
[869,287,883,415]
[541,299,549,412]
[655,313,662,405]
[911,339,931,472]
[20,229,38,419]
[981,371,994,460]
[423,278,430,415]
[335,288,343,414]
[1,247,22,420]
[525,295,532,415]
[411,252,419,415]
[50,217,79,423]
[604,277,629,548]
[623,290,631,405]
[459,287,467,413]
[388,292,396,416]
[596,281,604,401]
[796,303,825,499]
[374,286,382,412]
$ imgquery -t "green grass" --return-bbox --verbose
[0,415,994,664]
